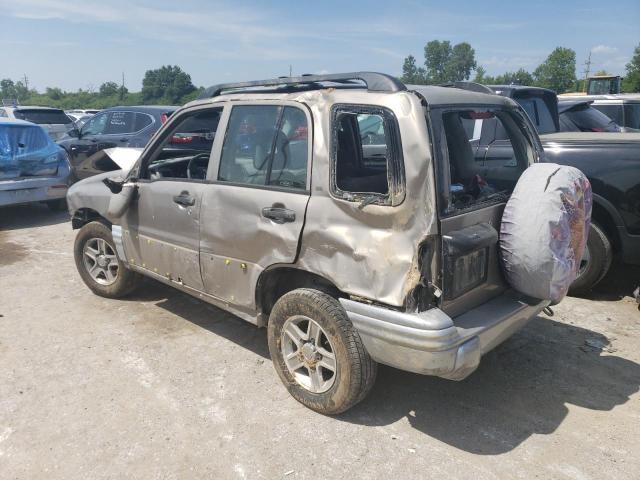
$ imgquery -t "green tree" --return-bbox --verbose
[1,79,16,99]
[424,40,452,83]
[593,69,610,76]
[45,87,64,100]
[141,65,196,103]
[445,42,477,81]
[401,55,426,84]
[533,47,576,93]
[622,44,640,93]
[99,81,119,97]
[494,68,534,86]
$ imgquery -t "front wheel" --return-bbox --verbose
[74,221,141,298]
[268,288,377,415]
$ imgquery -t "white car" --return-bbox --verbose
[0,105,74,141]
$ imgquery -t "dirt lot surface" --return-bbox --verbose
[1,204,639,480]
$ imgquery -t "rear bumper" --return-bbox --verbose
[0,177,69,207]
[340,290,549,380]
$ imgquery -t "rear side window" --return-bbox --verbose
[134,113,154,131]
[562,106,620,132]
[593,104,623,125]
[331,105,404,206]
[218,105,308,190]
[438,108,534,215]
[14,109,72,125]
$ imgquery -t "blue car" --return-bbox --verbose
[0,119,72,210]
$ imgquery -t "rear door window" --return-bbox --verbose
[562,106,620,132]
[218,105,308,190]
[105,111,136,135]
[14,109,72,125]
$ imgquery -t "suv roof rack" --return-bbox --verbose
[439,81,495,95]
[199,72,406,99]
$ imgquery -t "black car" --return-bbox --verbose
[468,84,639,293]
[558,99,622,133]
[58,105,177,176]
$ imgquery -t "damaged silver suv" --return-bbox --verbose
[67,73,549,414]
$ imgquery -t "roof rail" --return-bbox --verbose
[439,81,495,95]
[199,72,406,99]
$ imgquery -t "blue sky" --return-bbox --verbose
[1,0,638,92]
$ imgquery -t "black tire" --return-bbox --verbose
[74,221,141,298]
[46,198,67,211]
[569,222,613,295]
[268,288,377,415]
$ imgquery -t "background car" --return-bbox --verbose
[58,105,177,177]
[66,109,101,116]
[0,105,74,141]
[588,95,640,132]
[0,118,72,210]
[558,99,622,132]
[66,112,94,129]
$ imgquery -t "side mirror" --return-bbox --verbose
[102,176,126,194]
[103,178,137,221]
[68,128,81,138]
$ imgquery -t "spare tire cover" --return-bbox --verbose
[500,163,592,303]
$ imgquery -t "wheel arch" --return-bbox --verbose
[71,208,111,230]
[255,267,343,320]
[591,193,623,254]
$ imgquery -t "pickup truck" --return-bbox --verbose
[469,85,640,293]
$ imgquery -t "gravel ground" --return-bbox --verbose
[1,204,639,480]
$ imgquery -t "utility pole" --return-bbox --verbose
[23,74,29,91]
[582,51,592,93]
[289,65,292,77]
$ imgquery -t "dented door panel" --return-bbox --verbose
[121,180,207,291]
[199,184,309,308]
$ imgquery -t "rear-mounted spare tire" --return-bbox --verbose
[499,163,592,304]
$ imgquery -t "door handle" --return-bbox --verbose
[262,207,295,224]
[119,138,128,142]
[173,191,195,207]
[90,138,98,143]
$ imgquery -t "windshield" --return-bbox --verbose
[562,105,621,132]
[14,109,73,125]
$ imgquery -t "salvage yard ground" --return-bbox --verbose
[1,204,639,480]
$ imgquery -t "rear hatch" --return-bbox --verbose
[0,123,61,181]
[429,104,541,316]
[14,108,73,141]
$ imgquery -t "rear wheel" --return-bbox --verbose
[569,223,612,295]
[74,221,141,298]
[268,288,377,415]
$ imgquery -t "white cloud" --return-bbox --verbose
[591,45,618,55]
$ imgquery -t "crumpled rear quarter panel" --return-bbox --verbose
[297,90,437,308]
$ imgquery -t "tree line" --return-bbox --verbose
[402,40,640,93]
[0,65,202,109]
[2,43,639,109]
